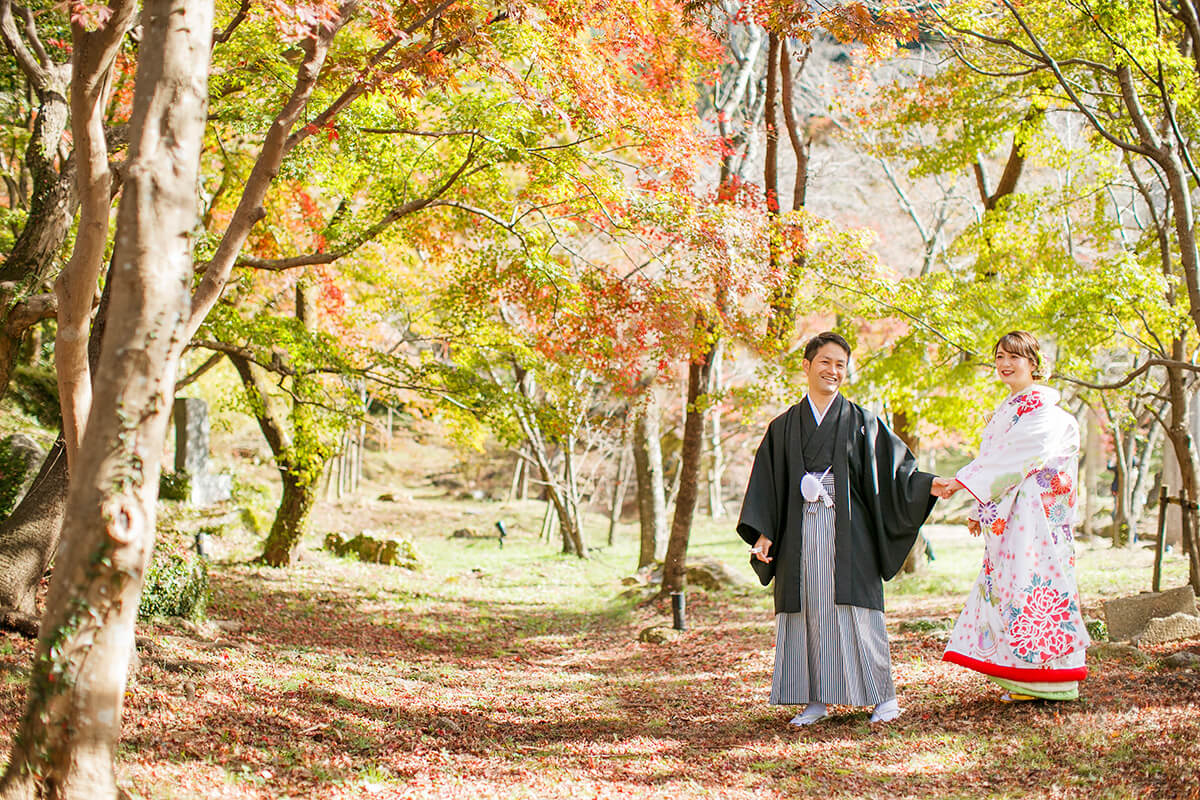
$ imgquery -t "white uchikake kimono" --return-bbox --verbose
[943,385,1090,696]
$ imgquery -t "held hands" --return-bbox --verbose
[930,476,963,500]
[751,535,773,563]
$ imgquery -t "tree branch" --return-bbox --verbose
[212,0,251,46]
[187,0,361,340]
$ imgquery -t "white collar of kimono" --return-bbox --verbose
[805,394,838,425]
[1007,383,1059,406]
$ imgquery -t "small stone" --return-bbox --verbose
[1160,651,1200,670]
[1086,642,1150,664]
[430,715,462,734]
[638,625,681,645]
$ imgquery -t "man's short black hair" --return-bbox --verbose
[803,331,851,362]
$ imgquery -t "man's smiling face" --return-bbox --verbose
[803,342,848,402]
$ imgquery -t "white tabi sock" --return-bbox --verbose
[788,702,828,726]
[870,698,902,723]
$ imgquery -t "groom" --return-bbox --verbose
[737,331,949,725]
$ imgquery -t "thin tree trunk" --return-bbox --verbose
[1128,420,1163,543]
[508,450,525,502]
[661,319,716,596]
[561,440,586,556]
[0,4,210,794]
[706,340,725,520]
[633,392,667,568]
[1164,348,1200,594]
[607,428,630,547]
[54,0,137,470]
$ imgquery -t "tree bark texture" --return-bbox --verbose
[0,2,211,796]
[661,320,716,596]
[0,1,77,401]
[260,468,318,567]
[633,392,667,569]
[1164,350,1200,595]
[0,259,115,637]
[706,340,726,520]
[54,0,138,471]
[0,439,66,633]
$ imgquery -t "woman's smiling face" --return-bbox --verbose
[995,346,1035,392]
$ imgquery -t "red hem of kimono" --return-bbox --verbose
[943,650,1087,682]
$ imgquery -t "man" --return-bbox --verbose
[737,332,949,726]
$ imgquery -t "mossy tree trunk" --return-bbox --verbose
[260,466,319,567]
[228,278,334,569]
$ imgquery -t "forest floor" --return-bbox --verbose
[1,452,1198,799]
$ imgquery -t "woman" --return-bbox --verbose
[939,331,1090,701]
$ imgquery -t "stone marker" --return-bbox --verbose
[174,398,231,506]
[1103,586,1198,643]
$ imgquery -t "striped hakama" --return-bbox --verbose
[770,472,896,706]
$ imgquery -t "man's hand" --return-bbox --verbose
[931,477,963,499]
[750,535,773,563]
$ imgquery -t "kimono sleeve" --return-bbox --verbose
[736,417,787,548]
[955,403,1064,505]
[865,415,937,580]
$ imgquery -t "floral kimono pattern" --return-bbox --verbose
[943,385,1090,684]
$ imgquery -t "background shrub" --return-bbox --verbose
[139,547,209,620]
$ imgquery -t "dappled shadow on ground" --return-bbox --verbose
[3,559,1200,799]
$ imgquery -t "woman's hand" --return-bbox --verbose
[967,518,981,537]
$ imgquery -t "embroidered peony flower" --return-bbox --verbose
[1051,472,1072,495]
[1035,468,1057,489]
[1016,392,1044,417]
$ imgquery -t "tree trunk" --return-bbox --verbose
[560,441,586,556]
[607,429,630,547]
[54,0,137,471]
[259,466,318,567]
[1110,418,1132,545]
[1128,420,1162,543]
[0,439,67,634]
[1080,406,1105,538]
[1164,350,1200,594]
[0,3,210,795]
[706,340,726,520]
[661,321,716,596]
[0,219,119,638]
[633,392,667,568]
